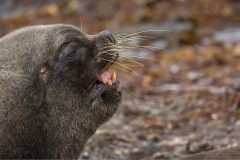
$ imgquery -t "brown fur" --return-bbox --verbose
[0,24,122,159]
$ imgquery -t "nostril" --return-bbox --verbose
[100,30,116,44]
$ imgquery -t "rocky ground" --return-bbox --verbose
[1,0,240,159]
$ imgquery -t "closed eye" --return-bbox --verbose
[66,51,76,60]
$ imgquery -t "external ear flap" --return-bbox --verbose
[40,64,51,82]
[40,66,48,74]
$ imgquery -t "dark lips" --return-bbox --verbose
[90,79,121,107]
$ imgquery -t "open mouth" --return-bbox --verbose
[89,55,120,107]
[89,49,120,97]
[95,54,119,87]
[97,71,116,85]
[90,69,120,107]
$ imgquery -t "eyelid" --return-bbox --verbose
[61,43,77,56]
[65,51,76,60]
[58,41,83,61]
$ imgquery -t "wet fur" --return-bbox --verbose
[0,24,121,159]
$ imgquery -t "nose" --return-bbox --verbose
[100,30,116,44]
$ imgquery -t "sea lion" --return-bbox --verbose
[0,24,122,159]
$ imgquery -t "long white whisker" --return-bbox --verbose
[116,35,156,43]
[118,51,162,62]
[105,53,148,70]
[117,45,164,52]
[112,65,142,76]
[118,29,172,38]
[121,58,149,71]
[100,58,145,78]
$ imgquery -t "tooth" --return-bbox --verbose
[111,71,116,82]
[107,79,113,85]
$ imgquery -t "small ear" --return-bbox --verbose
[40,66,48,74]
[40,64,51,82]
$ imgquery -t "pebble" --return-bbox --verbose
[81,151,90,159]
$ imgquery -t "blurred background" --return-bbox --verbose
[1,0,240,159]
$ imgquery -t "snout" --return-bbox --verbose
[99,30,116,44]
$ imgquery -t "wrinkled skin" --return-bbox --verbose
[0,24,122,159]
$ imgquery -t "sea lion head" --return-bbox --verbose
[37,24,122,112]
[26,25,115,86]
[0,24,122,158]
[47,27,118,88]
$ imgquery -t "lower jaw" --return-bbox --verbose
[89,79,121,109]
